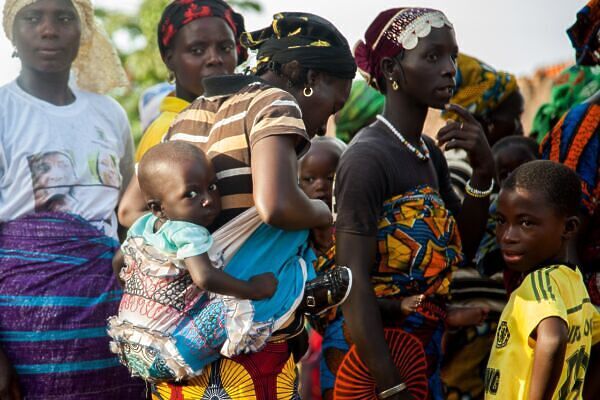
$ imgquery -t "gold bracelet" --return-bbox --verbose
[378,382,408,399]
[465,178,494,198]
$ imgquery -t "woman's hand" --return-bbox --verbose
[437,104,495,179]
[400,295,424,316]
[0,349,21,400]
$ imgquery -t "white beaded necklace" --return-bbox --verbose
[376,114,430,162]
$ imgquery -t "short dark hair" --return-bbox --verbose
[502,160,582,216]
[492,135,539,159]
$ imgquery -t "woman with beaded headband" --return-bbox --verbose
[329,8,495,399]
[0,0,145,399]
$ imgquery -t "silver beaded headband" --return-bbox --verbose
[372,8,453,51]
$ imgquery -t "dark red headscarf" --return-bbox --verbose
[354,8,452,91]
[158,0,247,65]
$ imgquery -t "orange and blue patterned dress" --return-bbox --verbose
[541,102,600,304]
[321,185,462,400]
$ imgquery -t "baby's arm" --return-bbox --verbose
[529,316,568,400]
[185,254,277,300]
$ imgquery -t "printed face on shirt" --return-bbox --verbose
[28,151,78,212]
[299,146,339,210]
[12,0,81,74]
[495,186,569,273]
[158,157,221,227]
[96,152,120,187]
[164,17,238,100]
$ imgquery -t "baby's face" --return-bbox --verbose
[158,158,221,227]
[299,149,339,209]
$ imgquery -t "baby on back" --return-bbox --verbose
[108,142,277,381]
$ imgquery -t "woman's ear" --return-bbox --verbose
[380,57,396,81]
[562,216,581,241]
[162,48,175,73]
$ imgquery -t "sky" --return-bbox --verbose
[0,0,586,86]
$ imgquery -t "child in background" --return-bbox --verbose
[485,160,600,399]
[297,136,346,400]
[476,135,540,280]
[108,142,278,381]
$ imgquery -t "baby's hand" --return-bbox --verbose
[400,294,424,316]
[248,273,278,300]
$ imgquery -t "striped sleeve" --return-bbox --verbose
[515,267,568,338]
[246,88,309,152]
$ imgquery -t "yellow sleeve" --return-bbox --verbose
[135,113,176,162]
[592,306,600,345]
[514,268,568,339]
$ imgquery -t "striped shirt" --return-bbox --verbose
[165,75,309,230]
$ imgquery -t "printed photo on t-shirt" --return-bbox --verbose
[28,151,79,212]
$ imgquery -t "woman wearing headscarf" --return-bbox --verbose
[540,2,600,396]
[0,0,145,399]
[330,8,494,399]
[443,53,523,200]
[133,0,247,162]
[119,0,248,229]
[116,12,356,399]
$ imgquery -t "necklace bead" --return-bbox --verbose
[376,115,430,161]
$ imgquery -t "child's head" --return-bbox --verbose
[138,141,220,226]
[298,136,347,209]
[496,160,581,272]
[492,136,539,186]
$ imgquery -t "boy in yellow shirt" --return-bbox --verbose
[485,160,600,400]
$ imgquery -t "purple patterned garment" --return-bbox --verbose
[0,212,145,399]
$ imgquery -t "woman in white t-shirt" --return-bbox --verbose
[0,0,145,399]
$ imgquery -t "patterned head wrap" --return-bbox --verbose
[443,53,518,119]
[354,8,453,91]
[567,0,600,65]
[335,80,384,143]
[241,12,357,80]
[158,0,247,65]
[3,0,129,94]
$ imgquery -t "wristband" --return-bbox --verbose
[465,178,494,198]
[378,382,408,399]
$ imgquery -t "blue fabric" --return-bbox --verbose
[173,223,315,371]
[224,224,316,323]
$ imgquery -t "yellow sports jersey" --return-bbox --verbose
[135,96,190,162]
[485,264,600,400]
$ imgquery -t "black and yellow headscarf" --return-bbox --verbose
[241,12,357,79]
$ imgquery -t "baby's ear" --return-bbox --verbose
[562,216,581,240]
[147,200,165,219]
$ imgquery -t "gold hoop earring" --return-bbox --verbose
[392,80,399,91]
[303,87,313,97]
[168,71,176,84]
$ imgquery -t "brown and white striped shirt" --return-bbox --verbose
[165,75,309,230]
